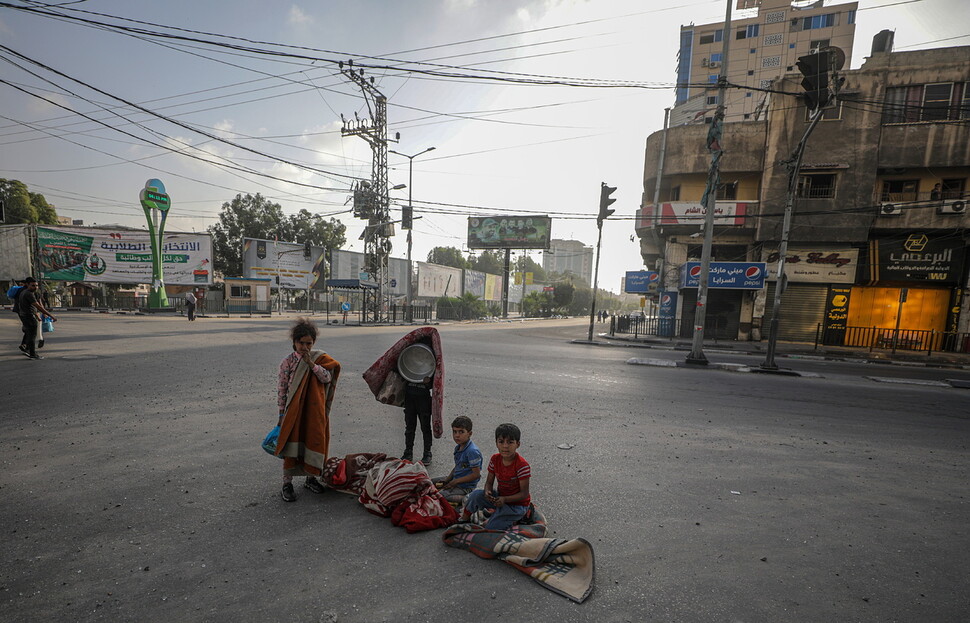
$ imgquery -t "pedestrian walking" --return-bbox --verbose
[185,289,197,321]
[17,277,57,359]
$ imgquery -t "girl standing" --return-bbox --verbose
[276,318,341,502]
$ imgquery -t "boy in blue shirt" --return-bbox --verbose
[432,416,483,506]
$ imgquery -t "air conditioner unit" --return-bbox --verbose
[709,61,721,68]
[938,199,967,214]
[879,203,903,216]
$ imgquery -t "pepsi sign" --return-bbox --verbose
[680,262,767,289]
[624,270,660,293]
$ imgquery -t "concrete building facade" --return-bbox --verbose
[674,0,857,126]
[543,238,594,286]
[637,42,970,351]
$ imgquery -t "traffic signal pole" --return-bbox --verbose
[588,182,616,342]
[760,47,842,370]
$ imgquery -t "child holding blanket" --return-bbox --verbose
[276,318,341,502]
[460,423,531,530]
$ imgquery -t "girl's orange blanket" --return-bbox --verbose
[276,350,340,477]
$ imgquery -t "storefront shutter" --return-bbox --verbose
[763,283,828,343]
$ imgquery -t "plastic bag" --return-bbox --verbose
[262,425,281,457]
[42,316,54,333]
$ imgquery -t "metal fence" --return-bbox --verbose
[816,324,970,355]
[610,315,729,341]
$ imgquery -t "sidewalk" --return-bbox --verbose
[581,331,970,371]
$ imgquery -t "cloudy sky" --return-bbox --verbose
[0,0,965,291]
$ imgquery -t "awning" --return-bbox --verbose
[326,278,377,290]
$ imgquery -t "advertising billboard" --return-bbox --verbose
[467,215,551,250]
[242,238,325,289]
[679,262,767,290]
[868,234,965,285]
[37,227,212,285]
[416,262,462,298]
[330,249,409,295]
[624,270,660,293]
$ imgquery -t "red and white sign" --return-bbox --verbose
[649,202,749,226]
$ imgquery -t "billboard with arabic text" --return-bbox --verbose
[37,227,211,285]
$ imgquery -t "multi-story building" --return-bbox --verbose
[636,38,970,350]
[674,0,857,125]
[543,239,593,285]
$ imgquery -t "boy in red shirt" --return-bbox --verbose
[460,423,531,530]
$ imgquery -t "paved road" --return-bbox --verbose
[1,314,968,622]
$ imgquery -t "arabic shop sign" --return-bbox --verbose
[679,262,767,290]
[624,270,660,293]
[652,201,748,226]
[868,234,965,285]
[822,286,852,345]
[763,247,859,283]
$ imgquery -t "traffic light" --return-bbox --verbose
[598,182,617,225]
[304,240,312,260]
[796,50,831,110]
[402,205,413,230]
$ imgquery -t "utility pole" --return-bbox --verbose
[588,182,617,342]
[685,0,732,365]
[340,60,393,323]
[761,47,844,370]
[389,147,435,323]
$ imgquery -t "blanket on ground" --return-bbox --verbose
[442,508,595,604]
[361,327,444,438]
[276,350,340,477]
[321,453,457,533]
[320,452,390,496]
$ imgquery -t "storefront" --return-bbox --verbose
[826,233,965,349]
[678,261,766,340]
[760,246,860,344]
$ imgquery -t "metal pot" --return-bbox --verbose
[397,343,435,382]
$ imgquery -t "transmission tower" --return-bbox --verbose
[340,60,393,322]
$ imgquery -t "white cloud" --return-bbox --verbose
[288,5,314,26]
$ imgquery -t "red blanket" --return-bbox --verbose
[322,453,457,533]
[362,327,445,438]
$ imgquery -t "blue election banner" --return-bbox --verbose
[624,270,660,293]
[680,262,766,290]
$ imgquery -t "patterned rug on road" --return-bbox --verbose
[442,507,595,604]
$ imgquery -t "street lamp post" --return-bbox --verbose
[389,146,435,322]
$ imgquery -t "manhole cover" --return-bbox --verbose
[61,355,99,360]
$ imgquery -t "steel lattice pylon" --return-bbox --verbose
[341,62,391,322]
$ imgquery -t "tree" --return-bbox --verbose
[426,246,469,269]
[553,282,574,310]
[207,194,347,278]
[469,250,503,275]
[29,192,59,225]
[0,179,41,223]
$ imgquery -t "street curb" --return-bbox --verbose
[593,334,970,371]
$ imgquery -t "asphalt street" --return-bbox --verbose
[1,314,968,622]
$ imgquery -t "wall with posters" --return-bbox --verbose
[464,270,486,298]
[484,274,504,301]
[37,227,212,285]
